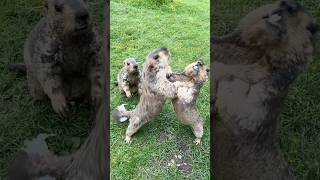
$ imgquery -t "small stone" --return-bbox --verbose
[177,155,182,159]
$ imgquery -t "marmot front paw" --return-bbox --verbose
[125,135,132,143]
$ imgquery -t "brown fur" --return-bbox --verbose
[113,48,179,143]
[117,58,141,97]
[168,61,209,144]
[212,0,317,179]
[21,0,102,116]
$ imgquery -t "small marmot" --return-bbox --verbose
[117,58,141,97]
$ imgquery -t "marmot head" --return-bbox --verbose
[239,0,317,50]
[43,0,91,36]
[184,61,209,82]
[123,58,139,73]
[144,47,171,72]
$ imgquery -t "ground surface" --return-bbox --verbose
[0,0,104,178]
[110,0,210,179]
[213,0,320,179]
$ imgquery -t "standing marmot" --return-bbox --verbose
[12,0,102,116]
[168,61,209,144]
[117,58,141,97]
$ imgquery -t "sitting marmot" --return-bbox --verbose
[117,58,141,97]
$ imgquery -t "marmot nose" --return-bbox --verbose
[134,65,138,69]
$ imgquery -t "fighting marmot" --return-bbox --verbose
[117,58,141,97]
[10,0,102,116]
[168,61,209,144]
[212,0,317,179]
[113,48,179,143]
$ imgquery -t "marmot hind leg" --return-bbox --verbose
[191,119,203,145]
[185,114,203,145]
[125,116,146,143]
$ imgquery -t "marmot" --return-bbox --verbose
[212,0,317,179]
[117,58,141,97]
[168,61,209,144]
[10,0,102,116]
[8,2,108,178]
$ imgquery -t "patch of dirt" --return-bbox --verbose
[166,142,193,176]
[158,127,175,143]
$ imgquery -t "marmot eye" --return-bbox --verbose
[206,69,210,73]
[55,4,63,12]
[127,62,130,66]
[153,55,159,60]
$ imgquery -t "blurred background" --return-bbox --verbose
[0,0,104,178]
[212,0,320,179]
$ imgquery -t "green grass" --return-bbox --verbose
[110,0,210,179]
[0,0,104,178]
[213,0,320,179]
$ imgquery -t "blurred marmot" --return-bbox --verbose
[9,0,102,116]
[212,0,318,179]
